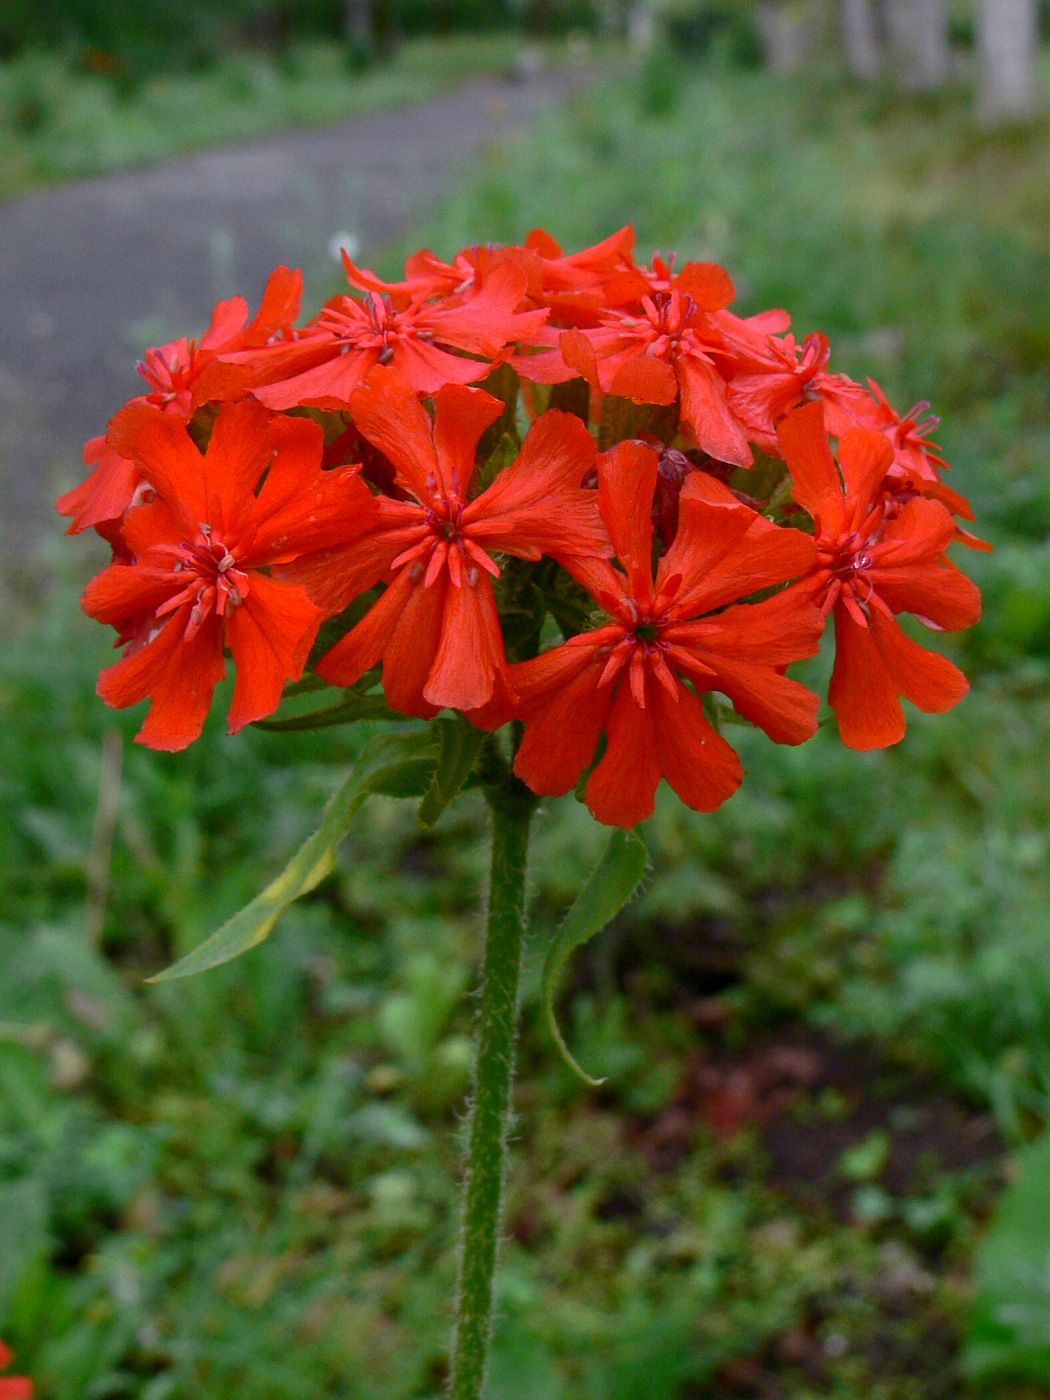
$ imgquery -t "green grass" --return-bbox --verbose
[0,34,592,203]
[4,52,1050,1400]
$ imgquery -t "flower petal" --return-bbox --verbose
[874,560,982,631]
[240,415,381,564]
[433,384,505,499]
[391,335,492,393]
[463,409,607,561]
[650,677,744,812]
[255,346,377,411]
[560,327,600,386]
[512,649,612,796]
[225,573,321,733]
[424,571,509,712]
[609,354,678,405]
[349,365,441,502]
[872,495,956,566]
[828,606,906,750]
[419,259,547,355]
[675,353,752,467]
[106,405,205,534]
[81,560,178,626]
[869,612,969,714]
[97,607,226,752]
[837,426,894,515]
[317,568,418,689]
[664,481,817,618]
[584,677,663,828]
[384,569,448,718]
[674,261,735,310]
[199,397,279,537]
[667,591,823,745]
[275,504,424,616]
[596,439,658,600]
[56,441,139,534]
[778,400,846,534]
[667,585,825,667]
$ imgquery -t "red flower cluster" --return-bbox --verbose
[60,227,984,826]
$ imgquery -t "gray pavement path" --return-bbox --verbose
[0,67,584,570]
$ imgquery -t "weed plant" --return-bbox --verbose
[3,56,1050,1399]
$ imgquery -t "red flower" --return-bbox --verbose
[498,442,823,828]
[0,1341,31,1399]
[363,227,636,324]
[82,400,375,750]
[56,267,302,535]
[725,329,883,452]
[518,255,754,467]
[778,401,982,751]
[284,366,609,717]
[225,260,548,411]
[860,380,990,550]
[136,265,303,415]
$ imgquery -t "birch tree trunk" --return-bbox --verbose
[977,0,1044,122]
[885,0,950,89]
[842,0,881,77]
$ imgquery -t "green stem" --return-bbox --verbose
[449,777,536,1400]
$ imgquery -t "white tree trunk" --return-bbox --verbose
[756,2,812,73]
[885,0,950,89]
[977,0,1043,122]
[842,0,881,77]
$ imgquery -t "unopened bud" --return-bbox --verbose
[652,446,694,548]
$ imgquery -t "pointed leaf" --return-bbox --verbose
[149,732,437,982]
[966,1129,1050,1383]
[473,430,520,496]
[541,827,648,1085]
[417,715,485,828]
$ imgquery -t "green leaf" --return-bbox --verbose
[474,429,520,496]
[149,732,437,983]
[541,827,648,1085]
[279,673,331,698]
[417,715,485,828]
[965,1128,1050,1383]
[252,689,402,731]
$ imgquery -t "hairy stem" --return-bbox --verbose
[448,778,536,1400]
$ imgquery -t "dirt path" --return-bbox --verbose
[0,67,584,570]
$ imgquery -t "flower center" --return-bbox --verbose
[318,292,414,356]
[426,499,464,543]
[154,530,250,635]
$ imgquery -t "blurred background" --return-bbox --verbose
[2,1,1050,1396]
